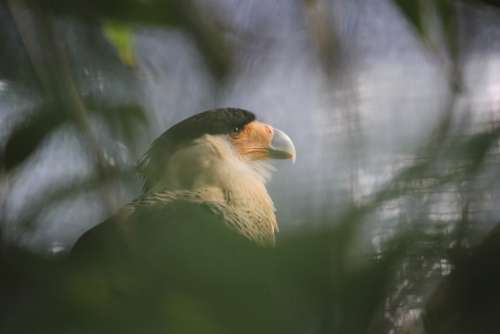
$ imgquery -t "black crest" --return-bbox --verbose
[139,108,256,191]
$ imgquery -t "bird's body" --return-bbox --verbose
[72,108,295,254]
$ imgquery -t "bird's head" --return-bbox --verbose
[139,108,296,193]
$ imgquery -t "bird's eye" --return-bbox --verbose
[232,127,240,133]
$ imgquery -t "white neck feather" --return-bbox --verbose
[154,134,278,241]
[158,135,274,207]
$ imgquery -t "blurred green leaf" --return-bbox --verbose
[13,169,135,234]
[435,0,457,59]
[28,0,232,79]
[102,21,136,67]
[2,104,67,171]
[0,3,36,85]
[391,0,456,60]
[475,0,500,7]
[29,0,183,25]
[392,0,425,37]
[90,103,148,144]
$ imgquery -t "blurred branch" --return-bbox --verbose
[6,1,119,211]
[26,0,233,80]
[7,0,56,94]
[390,0,464,94]
[471,0,500,7]
[3,104,67,171]
[303,0,364,203]
[11,169,136,240]
[303,0,341,76]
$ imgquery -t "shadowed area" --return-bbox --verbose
[2,0,500,333]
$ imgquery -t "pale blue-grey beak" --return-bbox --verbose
[267,128,296,163]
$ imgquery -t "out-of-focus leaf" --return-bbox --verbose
[449,126,500,176]
[475,0,500,7]
[27,0,232,79]
[435,0,457,59]
[0,3,36,85]
[391,0,456,59]
[392,0,425,38]
[2,104,67,172]
[88,103,148,145]
[102,21,135,67]
[14,168,135,234]
[28,0,183,25]
[425,216,500,333]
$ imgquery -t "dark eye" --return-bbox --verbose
[232,127,240,133]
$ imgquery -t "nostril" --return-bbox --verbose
[264,125,273,135]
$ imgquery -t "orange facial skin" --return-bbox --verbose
[230,121,274,161]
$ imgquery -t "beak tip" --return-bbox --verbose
[269,128,296,163]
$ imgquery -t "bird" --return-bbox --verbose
[71,108,296,258]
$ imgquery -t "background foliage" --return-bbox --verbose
[2,0,500,333]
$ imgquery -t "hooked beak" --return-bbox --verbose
[230,121,296,162]
[267,128,296,163]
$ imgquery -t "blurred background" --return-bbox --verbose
[2,0,500,333]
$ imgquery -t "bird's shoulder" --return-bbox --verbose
[70,189,229,258]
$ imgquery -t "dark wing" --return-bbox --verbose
[57,198,266,334]
[70,199,240,262]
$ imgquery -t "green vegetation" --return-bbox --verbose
[2,1,500,333]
